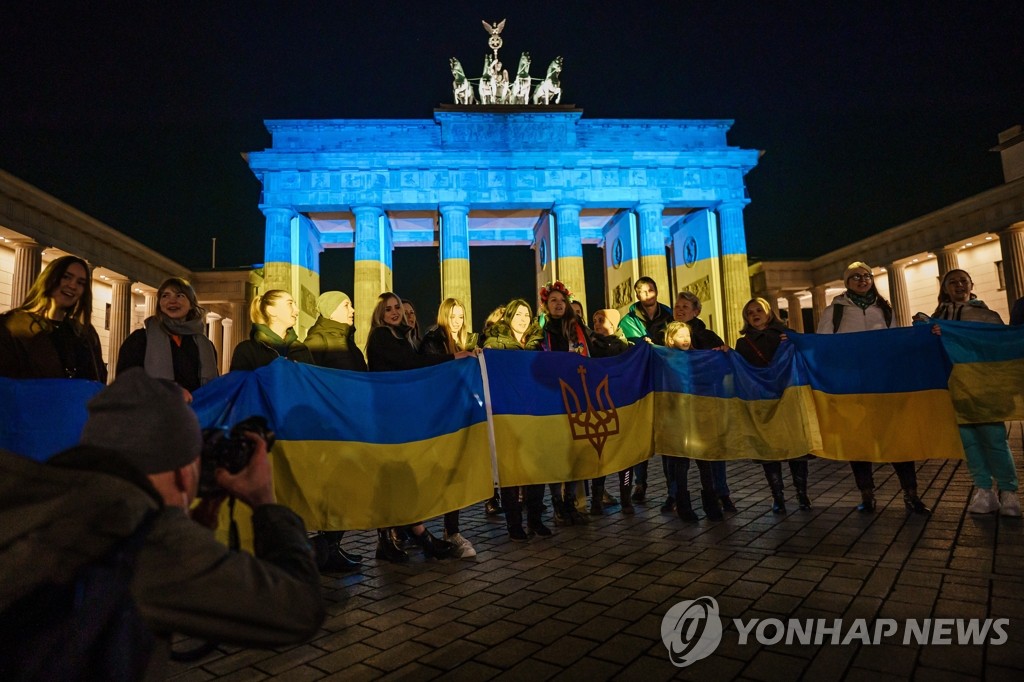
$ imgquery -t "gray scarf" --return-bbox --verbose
[142,316,219,386]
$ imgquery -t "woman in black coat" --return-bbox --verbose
[735,297,812,514]
[366,292,474,563]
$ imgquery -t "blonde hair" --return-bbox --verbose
[436,297,469,352]
[249,289,289,326]
[370,292,405,331]
[739,297,777,335]
[664,321,692,349]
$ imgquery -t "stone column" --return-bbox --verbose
[885,262,910,327]
[785,293,805,333]
[935,246,959,281]
[552,203,587,314]
[107,277,132,381]
[220,317,234,375]
[998,223,1024,308]
[439,203,473,329]
[261,206,297,293]
[225,300,248,370]
[811,284,829,332]
[10,239,43,308]
[636,202,669,294]
[143,290,157,319]
[717,202,752,345]
[353,205,392,349]
[206,312,223,371]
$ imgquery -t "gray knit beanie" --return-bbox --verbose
[316,291,350,319]
[80,368,202,474]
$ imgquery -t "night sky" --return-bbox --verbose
[2,1,1022,314]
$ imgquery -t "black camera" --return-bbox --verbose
[198,416,275,498]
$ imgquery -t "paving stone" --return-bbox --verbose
[265,665,327,681]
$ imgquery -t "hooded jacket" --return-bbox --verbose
[0,445,323,680]
[303,317,367,372]
[619,301,673,345]
[0,310,106,381]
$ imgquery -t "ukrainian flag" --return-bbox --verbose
[0,377,102,462]
[193,358,492,530]
[788,326,964,462]
[653,344,821,461]
[932,319,1024,424]
[481,343,655,485]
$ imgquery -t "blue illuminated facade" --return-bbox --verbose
[247,107,759,343]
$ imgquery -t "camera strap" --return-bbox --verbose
[227,496,241,552]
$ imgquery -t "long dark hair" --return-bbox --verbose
[501,298,541,341]
[16,255,94,332]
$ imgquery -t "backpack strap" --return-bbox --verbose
[831,304,844,333]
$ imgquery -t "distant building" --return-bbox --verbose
[750,125,1024,331]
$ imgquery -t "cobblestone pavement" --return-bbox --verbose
[168,422,1024,681]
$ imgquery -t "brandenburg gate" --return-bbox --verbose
[247,23,759,345]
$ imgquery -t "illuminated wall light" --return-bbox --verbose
[965,242,973,247]
[986,236,993,241]
[912,258,919,263]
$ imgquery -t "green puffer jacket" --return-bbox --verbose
[482,321,544,351]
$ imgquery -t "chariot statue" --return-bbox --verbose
[532,56,563,105]
[448,19,564,107]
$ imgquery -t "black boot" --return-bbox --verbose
[552,495,572,526]
[632,483,647,503]
[701,489,723,521]
[566,494,589,524]
[791,460,812,510]
[590,480,605,516]
[720,496,737,513]
[660,496,676,513]
[765,467,786,514]
[412,528,454,559]
[903,488,931,515]
[857,489,876,513]
[376,528,409,563]
[676,491,699,522]
[485,494,504,517]
[319,531,361,571]
[620,484,635,515]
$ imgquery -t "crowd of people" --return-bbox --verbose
[2,253,1022,671]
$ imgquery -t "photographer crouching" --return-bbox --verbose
[0,368,324,679]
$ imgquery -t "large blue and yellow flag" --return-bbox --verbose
[481,343,655,486]
[652,344,821,461]
[192,358,492,530]
[931,319,1024,424]
[787,326,964,462]
[0,377,103,462]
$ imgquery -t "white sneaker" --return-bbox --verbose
[967,488,999,514]
[998,490,1021,517]
[445,532,477,558]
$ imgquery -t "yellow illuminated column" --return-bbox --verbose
[439,203,473,330]
[353,205,393,350]
[718,201,752,346]
[552,203,587,313]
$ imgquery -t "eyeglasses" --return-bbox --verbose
[848,274,873,282]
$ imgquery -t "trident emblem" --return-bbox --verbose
[559,365,620,459]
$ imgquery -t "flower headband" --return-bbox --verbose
[539,280,573,305]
